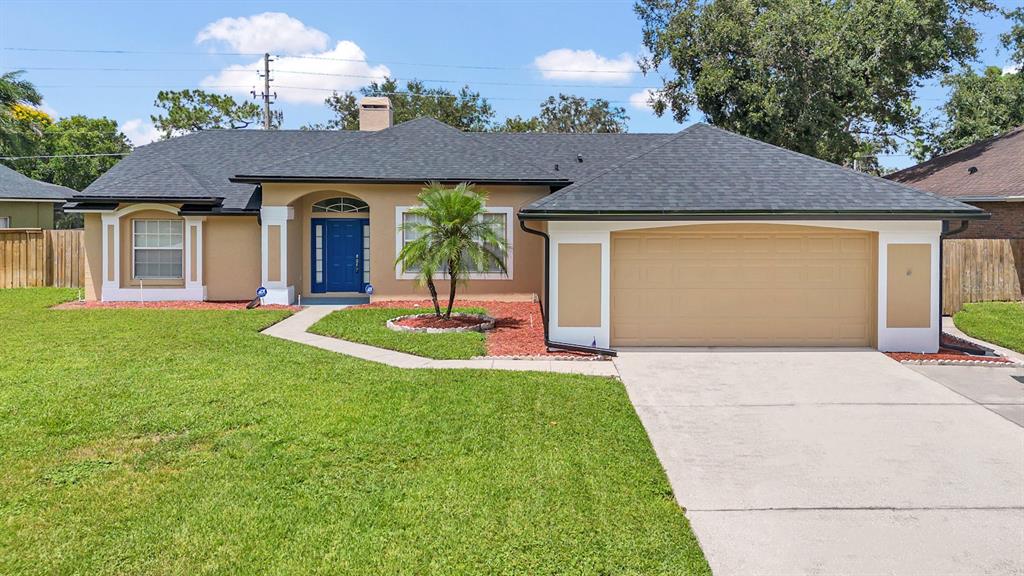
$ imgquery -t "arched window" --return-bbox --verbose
[312,197,369,213]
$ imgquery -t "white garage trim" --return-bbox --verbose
[547,220,941,353]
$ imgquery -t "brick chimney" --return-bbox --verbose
[358,97,393,131]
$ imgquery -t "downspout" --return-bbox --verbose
[518,218,617,357]
[938,220,982,355]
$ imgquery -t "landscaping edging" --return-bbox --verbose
[387,312,495,333]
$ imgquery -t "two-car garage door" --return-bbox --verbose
[611,224,876,347]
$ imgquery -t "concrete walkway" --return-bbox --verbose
[615,349,1024,576]
[261,305,618,376]
[943,316,1024,364]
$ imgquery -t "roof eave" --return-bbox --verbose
[954,195,1024,202]
[517,210,991,222]
[70,195,222,204]
[0,196,68,203]
[229,175,568,185]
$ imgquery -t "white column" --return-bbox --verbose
[184,216,206,300]
[100,213,119,301]
[260,205,295,305]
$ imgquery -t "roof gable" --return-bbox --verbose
[522,123,982,218]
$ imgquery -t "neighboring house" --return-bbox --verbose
[0,164,75,228]
[67,98,984,353]
[887,126,1023,239]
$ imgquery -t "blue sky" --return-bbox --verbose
[1,0,1018,170]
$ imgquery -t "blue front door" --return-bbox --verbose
[311,218,366,293]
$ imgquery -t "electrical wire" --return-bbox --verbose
[2,46,639,75]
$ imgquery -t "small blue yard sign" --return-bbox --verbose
[256,286,268,298]
[365,283,374,295]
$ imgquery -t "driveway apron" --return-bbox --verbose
[615,349,1024,576]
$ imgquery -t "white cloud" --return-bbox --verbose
[200,40,391,105]
[629,89,655,111]
[121,119,161,146]
[196,12,329,55]
[1004,64,1021,75]
[629,88,668,114]
[533,49,637,84]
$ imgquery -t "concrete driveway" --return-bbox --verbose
[614,349,1024,576]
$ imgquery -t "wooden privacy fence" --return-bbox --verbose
[943,239,1024,315]
[0,229,85,289]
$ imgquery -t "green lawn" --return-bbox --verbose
[0,289,709,575]
[953,301,1024,353]
[308,307,488,359]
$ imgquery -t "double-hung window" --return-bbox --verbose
[133,219,183,279]
[0,216,10,228]
[396,206,512,279]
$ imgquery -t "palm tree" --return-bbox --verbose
[396,182,508,319]
[0,70,44,156]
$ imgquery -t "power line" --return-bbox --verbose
[32,83,641,104]
[12,65,660,90]
[2,45,639,75]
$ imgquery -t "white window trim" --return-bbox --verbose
[0,216,10,228]
[394,205,514,281]
[132,219,185,280]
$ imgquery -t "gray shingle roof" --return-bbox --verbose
[234,118,567,184]
[80,129,361,211]
[77,119,984,219]
[0,164,75,201]
[521,123,985,219]
[478,132,670,180]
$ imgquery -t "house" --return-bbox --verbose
[887,125,1023,239]
[0,164,75,228]
[66,98,985,353]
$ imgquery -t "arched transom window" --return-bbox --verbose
[312,196,369,213]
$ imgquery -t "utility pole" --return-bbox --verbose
[252,53,276,129]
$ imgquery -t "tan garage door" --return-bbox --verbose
[611,224,876,347]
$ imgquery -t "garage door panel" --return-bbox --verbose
[611,227,876,347]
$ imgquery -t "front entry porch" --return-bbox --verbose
[260,194,373,305]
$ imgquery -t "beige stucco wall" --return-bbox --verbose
[262,183,548,300]
[557,243,601,327]
[0,201,56,228]
[886,243,931,328]
[119,209,185,288]
[205,216,261,301]
[83,213,102,300]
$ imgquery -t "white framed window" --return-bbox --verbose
[132,219,183,279]
[0,216,9,228]
[395,205,513,280]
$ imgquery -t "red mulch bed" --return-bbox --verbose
[885,332,1013,364]
[357,299,596,358]
[53,300,300,311]
[394,314,488,330]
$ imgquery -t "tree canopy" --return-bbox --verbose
[151,89,277,138]
[911,7,1024,159]
[914,66,1023,159]
[0,70,45,156]
[28,115,132,192]
[308,78,495,132]
[634,0,997,166]
[499,94,629,133]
